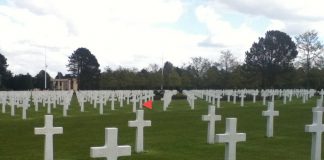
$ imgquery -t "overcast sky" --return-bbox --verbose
[0,0,324,77]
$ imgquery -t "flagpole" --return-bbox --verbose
[161,53,164,90]
[44,46,47,90]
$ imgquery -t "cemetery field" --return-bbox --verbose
[0,95,320,160]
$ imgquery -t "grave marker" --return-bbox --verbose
[35,115,63,160]
[128,110,151,152]
[215,118,246,160]
[132,95,137,113]
[202,105,221,144]
[22,98,29,120]
[262,102,279,137]
[239,92,245,107]
[305,111,324,160]
[313,99,324,112]
[90,128,131,159]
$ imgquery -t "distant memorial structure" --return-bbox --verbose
[51,78,78,91]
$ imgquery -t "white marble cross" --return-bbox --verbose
[215,94,222,108]
[46,97,52,114]
[202,105,221,144]
[99,95,105,115]
[139,94,143,109]
[305,111,324,160]
[211,95,216,105]
[63,101,69,117]
[232,91,237,104]
[52,96,57,109]
[271,94,275,102]
[128,110,151,152]
[22,98,29,120]
[34,97,39,112]
[252,90,258,103]
[90,128,131,159]
[110,95,115,111]
[320,89,324,101]
[282,93,287,104]
[132,95,137,113]
[226,91,232,102]
[10,97,15,116]
[93,95,98,109]
[215,118,246,160]
[1,96,6,113]
[262,102,279,137]
[261,92,267,106]
[35,115,63,160]
[239,93,245,107]
[119,95,124,107]
[79,97,85,112]
[313,99,324,112]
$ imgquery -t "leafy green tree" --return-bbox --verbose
[100,67,117,89]
[33,70,51,90]
[245,30,298,88]
[0,53,12,89]
[186,57,211,88]
[295,30,324,88]
[67,48,101,90]
[219,50,239,72]
[100,67,140,90]
[11,74,33,90]
[168,70,181,89]
[55,72,64,79]
[230,65,249,89]
[205,66,221,89]
[177,67,194,89]
[146,64,162,89]
[218,50,239,88]
[161,62,182,89]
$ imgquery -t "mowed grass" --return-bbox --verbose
[0,95,321,160]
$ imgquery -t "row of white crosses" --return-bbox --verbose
[201,98,322,160]
[260,89,282,105]
[75,90,154,114]
[31,91,74,116]
[291,89,316,104]
[35,109,152,160]
[200,89,254,107]
[201,101,279,160]
[202,101,280,140]
[202,105,246,160]
[0,91,31,119]
[192,89,319,108]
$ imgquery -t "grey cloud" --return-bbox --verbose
[198,36,226,48]
[10,0,50,15]
[17,40,62,52]
[213,0,324,22]
[9,0,79,36]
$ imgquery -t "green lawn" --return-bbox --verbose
[0,95,321,160]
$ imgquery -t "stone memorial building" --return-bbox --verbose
[51,78,78,91]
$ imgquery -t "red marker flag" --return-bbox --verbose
[143,100,153,109]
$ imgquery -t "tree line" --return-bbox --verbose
[0,30,323,90]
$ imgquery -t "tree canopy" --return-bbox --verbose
[245,30,298,88]
[67,48,101,90]
[0,53,12,89]
[295,30,324,88]
[33,70,52,90]
[1,30,324,90]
